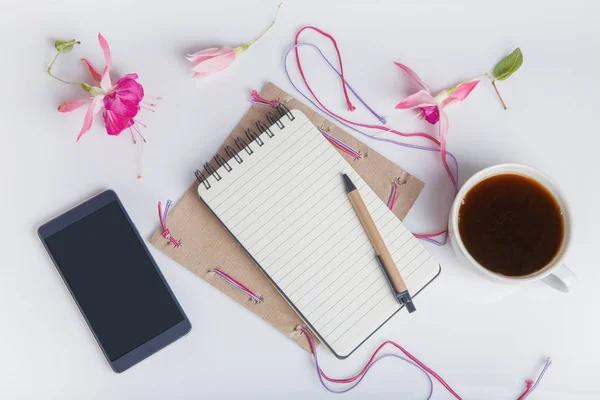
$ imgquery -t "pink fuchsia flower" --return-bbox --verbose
[103,74,145,135]
[53,33,153,143]
[187,3,281,78]
[394,62,479,169]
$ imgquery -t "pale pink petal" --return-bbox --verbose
[441,80,479,108]
[76,96,103,142]
[190,49,236,74]
[192,72,212,79]
[438,108,449,164]
[395,90,436,109]
[57,98,92,113]
[186,47,229,63]
[394,62,431,93]
[81,58,102,83]
[98,33,112,91]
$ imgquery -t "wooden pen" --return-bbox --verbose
[342,173,416,313]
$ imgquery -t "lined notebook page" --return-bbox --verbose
[198,110,439,357]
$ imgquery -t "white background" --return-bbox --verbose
[2,0,599,398]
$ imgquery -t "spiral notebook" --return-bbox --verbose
[196,108,440,358]
[150,82,430,354]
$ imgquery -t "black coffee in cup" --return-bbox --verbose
[458,174,564,277]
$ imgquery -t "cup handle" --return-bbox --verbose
[544,264,576,292]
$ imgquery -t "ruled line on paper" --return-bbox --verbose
[227,151,344,236]
[217,125,323,218]
[299,228,413,315]
[251,178,372,268]
[209,119,312,208]
[267,195,382,278]
[327,254,432,346]
[220,137,327,221]
[287,211,400,301]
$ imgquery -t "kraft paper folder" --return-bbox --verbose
[150,83,425,353]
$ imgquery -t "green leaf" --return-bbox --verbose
[54,39,80,54]
[493,47,523,81]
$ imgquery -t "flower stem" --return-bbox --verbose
[46,51,86,86]
[491,79,508,110]
[246,2,282,47]
[455,72,490,88]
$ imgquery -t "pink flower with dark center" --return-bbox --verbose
[56,33,154,143]
[394,62,479,166]
[103,74,144,135]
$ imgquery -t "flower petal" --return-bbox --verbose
[81,58,102,83]
[439,108,448,164]
[103,109,133,136]
[58,98,92,113]
[103,75,144,117]
[438,109,456,187]
[186,47,227,63]
[76,96,103,142]
[419,105,440,124]
[192,72,213,79]
[98,33,112,91]
[190,48,236,74]
[395,90,436,109]
[394,62,431,93]
[441,80,479,108]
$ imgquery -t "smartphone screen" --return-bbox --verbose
[43,200,185,362]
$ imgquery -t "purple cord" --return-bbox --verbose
[420,236,448,246]
[522,358,552,399]
[302,329,433,398]
[319,128,361,158]
[283,43,459,186]
[283,43,458,245]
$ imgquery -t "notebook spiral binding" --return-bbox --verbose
[195,104,295,190]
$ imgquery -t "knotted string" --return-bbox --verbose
[158,200,181,247]
[517,358,552,400]
[319,128,361,159]
[251,90,280,108]
[387,179,399,210]
[213,268,263,303]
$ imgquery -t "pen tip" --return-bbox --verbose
[342,173,357,193]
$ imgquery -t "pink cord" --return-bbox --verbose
[158,200,181,247]
[295,26,356,112]
[319,129,361,159]
[251,90,280,108]
[213,268,262,303]
[301,327,461,399]
[387,180,399,210]
[294,27,445,147]
[413,229,448,239]
[517,379,535,400]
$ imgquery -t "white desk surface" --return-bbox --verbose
[2,0,598,398]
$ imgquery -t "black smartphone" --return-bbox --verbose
[38,190,191,373]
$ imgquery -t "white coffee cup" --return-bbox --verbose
[448,164,576,292]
